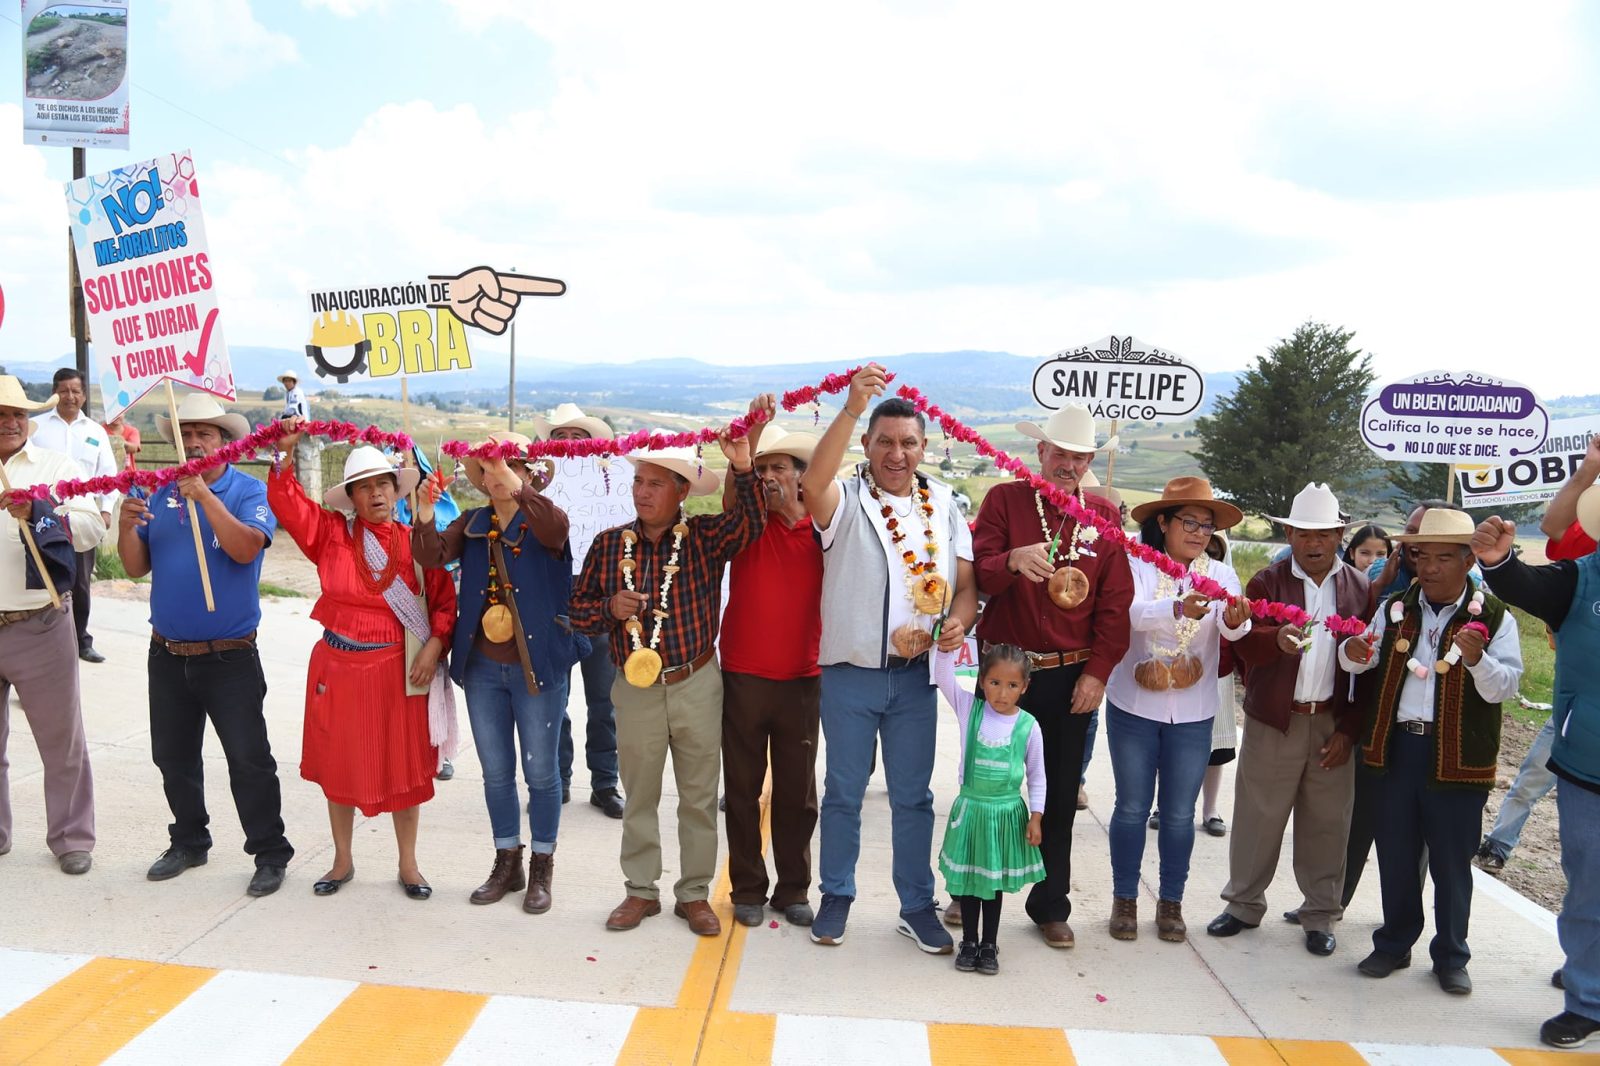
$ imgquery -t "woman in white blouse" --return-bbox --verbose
[1104,478,1252,944]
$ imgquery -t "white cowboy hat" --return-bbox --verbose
[753,428,818,466]
[323,445,422,511]
[0,375,58,413]
[277,369,300,385]
[1390,506,1477,546]
[155,391,251,445]
[1015,405,1118,454]
[533,402,613,441]
[1267,482,1354,531]
[632,444,721,497]
[1578,484,1600,542]
[463,431,537,492]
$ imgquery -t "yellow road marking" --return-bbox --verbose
[1266,1039,1369,1065]
[1214,1036,1290,1065]
[0,957,216,1066]
[928,1022,1074,1064]
[282,984,487,1066]
[1495,1050,1600,1065]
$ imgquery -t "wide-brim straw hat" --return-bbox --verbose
[1390,506,1477,545]
[753,428,818,466]
[1129,475,1243,530]
[323,444,421,511]
[0,375,58,413]
[155,391,251,445]
[277,369,300,385]
[1016,405,1118,454]
[464,432,535,492]
[1267,482,1355,531]
[533,402,613,441]
[633,445,721,497]
[1579,485,1600,542]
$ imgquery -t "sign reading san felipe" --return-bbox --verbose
[66,149,234,421]
[1454,414,1600,509]
[21,0,131,149]
[1360,370,1549,466]
[1031,335,1205,421]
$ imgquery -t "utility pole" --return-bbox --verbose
[71,147,89,380]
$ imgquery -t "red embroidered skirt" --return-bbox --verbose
[300,640,436,816]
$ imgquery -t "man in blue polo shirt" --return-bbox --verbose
[117,393,293,897]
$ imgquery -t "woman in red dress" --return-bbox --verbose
[269,423,456,899]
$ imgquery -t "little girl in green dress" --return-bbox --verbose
[933,642,1046,975]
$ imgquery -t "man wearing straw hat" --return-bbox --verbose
[718,393,823,928]
[0,375,104,874]
[1208,483,1369,957]
[537,402,627,819]
[570,430,763,936]
[1339,505,1520,994]
[970,403,1131,949]
[276,370,321,501]
[117,392,293,898]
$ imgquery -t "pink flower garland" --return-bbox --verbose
[440,410,771,462]
[779,365,893,411]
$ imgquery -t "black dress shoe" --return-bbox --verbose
[1305,930,1336,956]
[1357,949,1411,978]
[78,644,106,664]
[399,876,432,900]
[313,869,354,895]
[1541,1010,1600,1049]
[590,787,625,819]
[1206,912,1259,937]
[147,846,208,881]
[1283,909,1301,925]
[561,785,571,804]
[1435,967,1472,995]
[247,865,286,897]
[1554,968,1565,990]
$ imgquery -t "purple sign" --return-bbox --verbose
[1361,370,1548,466]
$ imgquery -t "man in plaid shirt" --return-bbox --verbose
[571,430,762,937]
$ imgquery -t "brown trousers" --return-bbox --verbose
[721,671,821,908]
[1220,711,1354,933]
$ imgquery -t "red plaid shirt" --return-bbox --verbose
[570,469,764,668]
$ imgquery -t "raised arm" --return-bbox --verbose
[1541,434,1600,540]
[723,394,775,512]
[802,364,886,530]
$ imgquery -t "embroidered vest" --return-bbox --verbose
[1360,582,1506,790]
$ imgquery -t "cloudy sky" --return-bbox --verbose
[3,1,1598,396]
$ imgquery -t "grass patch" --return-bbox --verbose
[93,544,146,583]
[1230,542,1274,587]
[1511,605,1555,723]
[259,582,305,599]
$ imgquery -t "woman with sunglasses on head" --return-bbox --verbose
[1103,478,1252,943]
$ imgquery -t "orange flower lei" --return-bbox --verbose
[864,467,939,591]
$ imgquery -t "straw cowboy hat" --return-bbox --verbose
[633,444,721,497]
[277,369,300,385]
[1016,405,1118,454]
[753,427,818,466]
[533,402,613,441]
[1130,476,1243,531]
[324,445,422,511]
[1267,482,1354,531]
[1578,485,1600,542]
[156,392,251,445]
[463,431,539,493]
[0,375,57,412]
[1390,506,1477,546]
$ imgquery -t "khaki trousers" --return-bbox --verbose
[611,661,722,902]
[1220,711,1354,933]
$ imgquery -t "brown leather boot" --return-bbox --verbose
[1156,899,1187,943]
[470,846,526,904]
[523,850,553,914]
[1109,896,1138,940]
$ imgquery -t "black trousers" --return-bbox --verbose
[149,643,293,867]
[1345,764,1428,909]
[1021,662,1091,926]
[1371,731,1486,971]
[71,548,93,648]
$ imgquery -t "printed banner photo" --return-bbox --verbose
[1455,414,1600,509]
[1360,370,1548,466]
[66,149,234,421]
[21,0,130,149]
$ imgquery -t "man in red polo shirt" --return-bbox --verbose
[720,394,824,928]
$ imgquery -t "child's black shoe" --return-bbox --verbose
[976,942,999,975]
[954,940,978,972]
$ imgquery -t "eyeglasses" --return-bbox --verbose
[1174,517,1216,535]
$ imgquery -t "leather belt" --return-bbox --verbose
[1397,720,1434,736]
[153,630,258,657]
[0,599,69,627]
[983,643,1091,671]
[1290,699,1334,716]
[657,645,717,687]
[886,652,930,671]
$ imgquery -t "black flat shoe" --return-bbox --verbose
[1305,930,1336,956]
[399,876,432,900]
[1206,912,1258,937]
[1435,967,1472,995]
[1357,949,1411,978]
[313,868,354,896]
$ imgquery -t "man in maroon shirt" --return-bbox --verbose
[972,405,1133,947]
[719,394,824,929]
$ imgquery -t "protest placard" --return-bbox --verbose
[1031,335,1205,421]
[21,0,130,149]
[1455,414,1600,509]
[66,149,233,421]
[1360,370,1548,466]
[539,455,638,576]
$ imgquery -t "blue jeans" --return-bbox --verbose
[818,662,937,915]
[1558,779,1600,1022]
[463,652,569,853]
[1485,715,1558,857]
[1106,704,1213,901]
[560,639,620,792]
[1081,705,1100,786]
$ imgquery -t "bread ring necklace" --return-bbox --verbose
[1138,555,1210,691]
[865,468,947,657]
[619,519,687,687]
[1037,490,1097,610]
